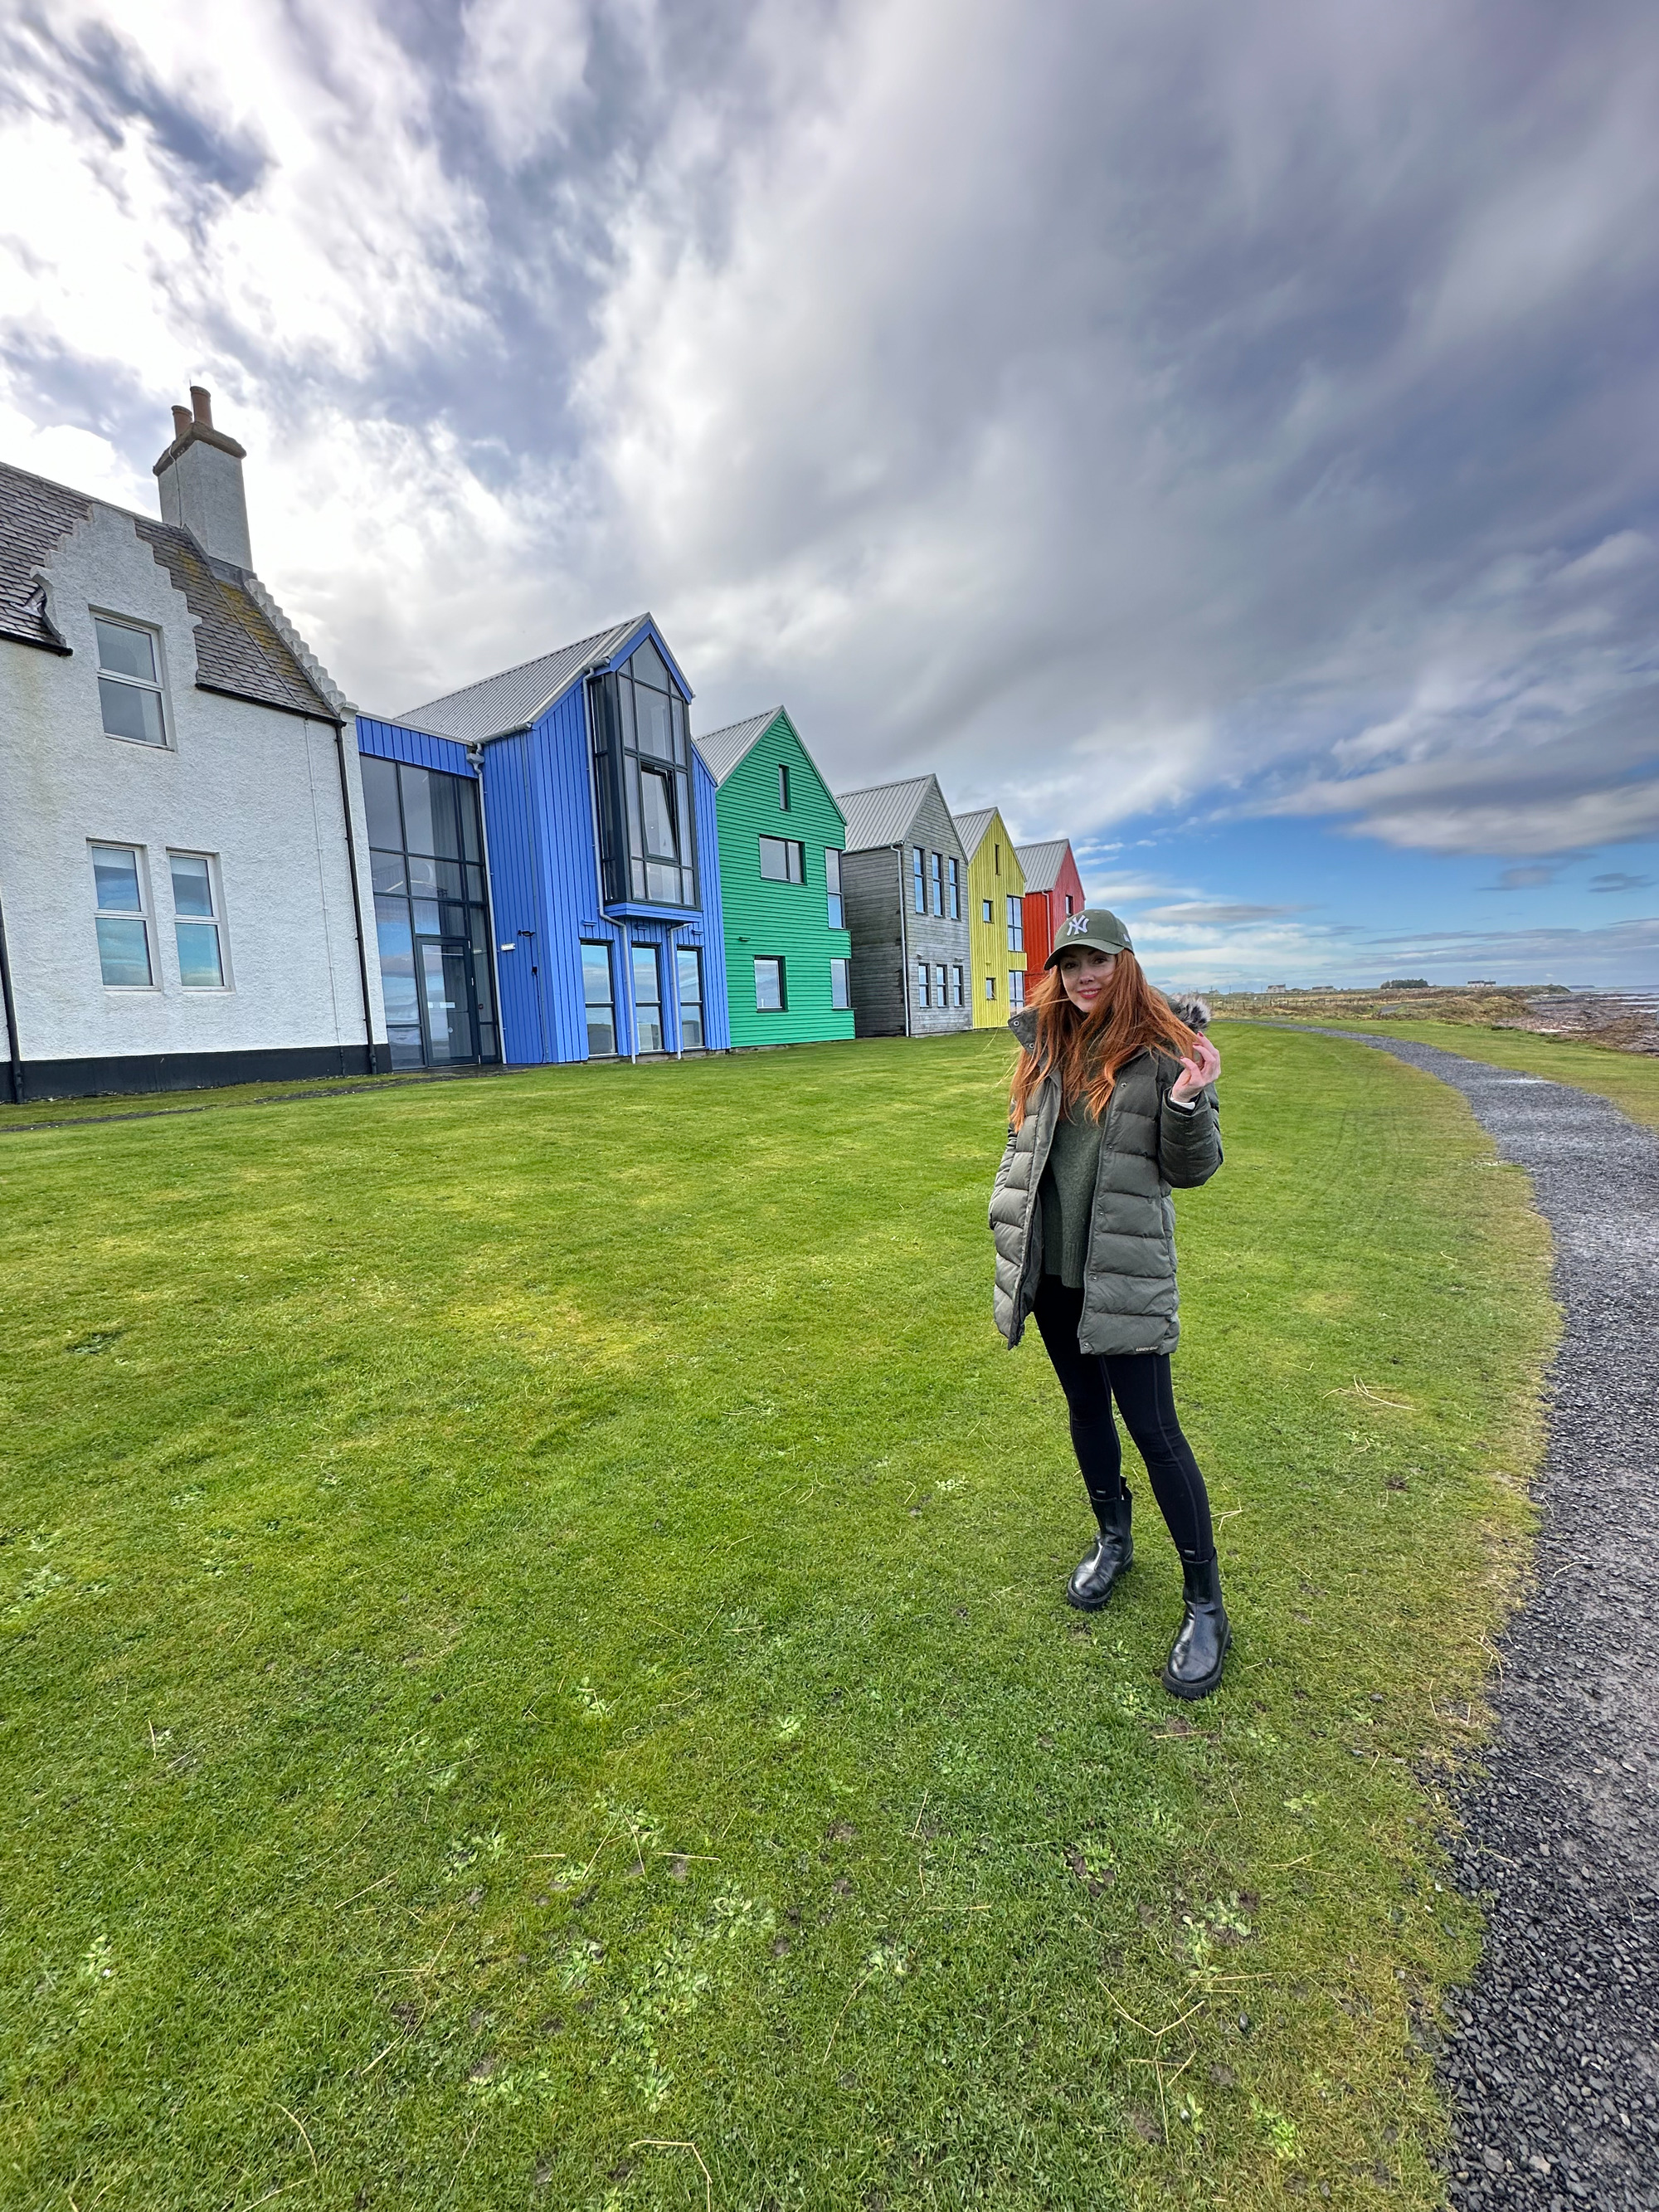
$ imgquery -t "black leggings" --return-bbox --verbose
[1031,1277,1214,1565]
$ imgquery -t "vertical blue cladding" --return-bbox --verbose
[477,731,545,1064]
[525,683,602,1063]
[356,717,474,779]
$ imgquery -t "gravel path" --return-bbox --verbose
[1310,1032,1658,2210]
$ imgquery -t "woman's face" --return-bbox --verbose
[1055,947,1117,1014]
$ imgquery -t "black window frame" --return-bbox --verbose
[830,954,851,1011]
[825,845,844,928]
[1007,894,1024,952]
[754,954,786,1012]
[947,855,961,919]
[916,959,930,1008]
[912,846,926,914]
[587,643,699,909]
[362,753,498,1070]
[778,762,791,811]
[930,851,943,916]
[758,835,805,884]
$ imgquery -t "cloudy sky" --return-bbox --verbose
[4,0,1657,985]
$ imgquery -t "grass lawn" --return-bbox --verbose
[0,1066,513,1133]
[1,1024,1554,2210]
[1240,1016,1659,1134]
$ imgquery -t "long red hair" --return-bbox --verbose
[1010,950,1198,1128]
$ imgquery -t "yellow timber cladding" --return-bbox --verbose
[958,807,1027,1026]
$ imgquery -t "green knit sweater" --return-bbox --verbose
[1038,1098,1103,1289]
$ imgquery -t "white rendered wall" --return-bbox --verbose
[0,503,387,1068]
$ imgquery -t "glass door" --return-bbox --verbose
[417,936,477,1065]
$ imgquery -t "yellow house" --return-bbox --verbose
[953,807,1028,1027]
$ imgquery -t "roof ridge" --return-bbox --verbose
[401,616,644,718]
[697,704,783,743]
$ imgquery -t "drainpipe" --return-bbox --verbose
[895,843,912,1037]
[0,879,23,1104]
[331,721,378,1075]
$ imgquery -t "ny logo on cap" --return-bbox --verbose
[1061,912,1091,938]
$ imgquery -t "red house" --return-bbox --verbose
[1016,839,1087,974]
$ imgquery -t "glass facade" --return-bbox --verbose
[582,942,616,1056]
[677,948,704,1048]
[362,754,498,1072]
[633,941,664,1052]
[590,639,698,908]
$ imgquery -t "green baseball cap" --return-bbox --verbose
[1044,907,1133,968]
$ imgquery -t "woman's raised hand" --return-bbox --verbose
[1169,1033,1221,1104]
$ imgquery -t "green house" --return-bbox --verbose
[694,707,855,1048]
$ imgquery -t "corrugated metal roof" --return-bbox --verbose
[693,708,781,786]
[0,460,334,719]
[953,806,996,856]
[1016,839,1073,893]
[834,774,937,850]
[395,616,647,742]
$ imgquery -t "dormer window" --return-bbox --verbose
[589,637,699,907]
[95,616,167,747]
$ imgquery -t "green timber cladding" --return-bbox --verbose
[694,707,854,1047]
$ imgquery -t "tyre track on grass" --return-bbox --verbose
[1299,1030,1658,2210]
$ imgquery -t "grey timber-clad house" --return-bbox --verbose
[834,774,971,1038]
[0,389,387,1103]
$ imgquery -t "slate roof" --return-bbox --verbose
[953,806,996,857]
[693,708,782,786]
[396,616,649,743]
[1016,838,1073,893]
[0,459,337,721]
[834,774,939,851]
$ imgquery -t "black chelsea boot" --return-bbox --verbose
[1162,1553,1230,1698]
[1066,1490,1134,1610]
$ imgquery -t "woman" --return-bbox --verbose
[989,909,1228,1698]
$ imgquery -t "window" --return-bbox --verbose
[778,762,791,811]
[1064,893,1075,915]
[930,851,943,915]
[985,974,996,1001]
[825,847,844,929]
[95,617,166,747]
[633,941,664,1052]
[947,857,961,919]
[1007,894,1024,952]
[994,841,1001,875]
[589,639,698,907]
[934,962,946,1007]
[755,955,786,1011]
[759,836,805,884]
[916,961,930,1009]
[951,964,965,1006]
[170,853,225,987]
[90,844,153,987]
[830,956,851,1011]
[362,754,497,1070]
[677,947,704,1049]
[1009,970,1026,1010]
[981,898,994,923]
[912,847,926,914]
[581,941,616,1057]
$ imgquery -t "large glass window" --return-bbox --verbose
[677,947,704,1048]
[825,847,844,928]
[589,640,698,908]
[581,941,616,1057]
[95,617,166,747]
[633,941,664,1052]
[930,852,943,916]
[362,754,497,1071]
[90,844,153,987]
[912,847,925,914]
[759,836,805,884]
[830,956,850,1011]
[947,856,961,919]
[170,854,226,987]
[1007,894,1024,952]
[755,956,785,1011]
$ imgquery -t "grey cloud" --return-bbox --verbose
[5,0,1659,869]
[1488,865,1560,891]
[1138,902,1305,924]
[1590,870,1654,892]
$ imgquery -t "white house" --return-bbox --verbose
[0,389,389,1102]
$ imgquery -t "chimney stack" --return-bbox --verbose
[153,386,253,572]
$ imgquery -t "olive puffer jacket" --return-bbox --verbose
[989,1010,1222,1356]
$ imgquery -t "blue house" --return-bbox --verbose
[357,616,730,1069]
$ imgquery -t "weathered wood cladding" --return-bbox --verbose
[839,776,971,1037]
[706,709,854,1048]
